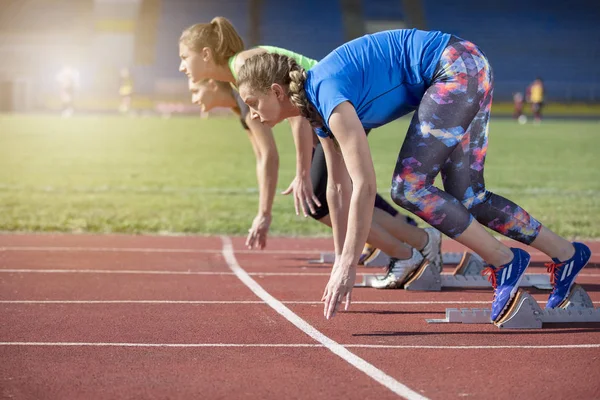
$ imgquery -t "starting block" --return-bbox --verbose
[355,252,552,291]
[426,284,600,329]
[309,250,466,267]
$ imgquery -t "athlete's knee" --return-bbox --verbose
[457,186,491,210]
[390,177,417,210]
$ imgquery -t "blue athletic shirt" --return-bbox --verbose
[305,29,451,137]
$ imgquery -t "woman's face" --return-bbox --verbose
[239,83,287,127]
[179,43,214,83]
[188,79,218,112]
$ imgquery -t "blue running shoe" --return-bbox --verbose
[482,248,531,321]
[545,242,592,309]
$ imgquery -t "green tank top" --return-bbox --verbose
[228,46,318,80]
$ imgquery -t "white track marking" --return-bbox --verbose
[0,246,324,255]
[0,300,265,304]
[343,344,600,349]
[1,268,598,278]
[0,246,221,253]
[4,245,599,260]
[1,300,599,305]
[0,269,330,276]
[0,342,320,348]
[220,236,428,400]
[0,183,598,196]
[0,342,598,350]
[0,269,350,277]
[0,269,235,275]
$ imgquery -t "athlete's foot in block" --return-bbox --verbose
[482,248,531,321]
[420,228,442,274]
[545,242,592,309]
[371,249,424,289]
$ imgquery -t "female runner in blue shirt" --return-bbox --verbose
[236,29,592,320]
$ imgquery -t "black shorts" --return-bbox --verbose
[309,128,398,220]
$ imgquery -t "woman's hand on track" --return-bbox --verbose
[245,213,272,250]
[321,262,356,319]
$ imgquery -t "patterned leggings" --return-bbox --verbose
[391,37,542,244]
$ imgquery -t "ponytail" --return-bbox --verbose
[180,16,244,65]
[210,17,244,64]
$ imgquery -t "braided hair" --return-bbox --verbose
[237,53,323,128]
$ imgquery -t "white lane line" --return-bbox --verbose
[0,342,321,348]
[1,246,599,268]
[1,300,599,305]
[344,344,600,349]
[254,272,600,278]
[0,269,340,277]
[0,246,221,253]
[0,183,598,196]
[0,269,339,277]
[220,235,427,400]
[0,184,600,197]
[0,269,235,275]
[0,342,598,350]
[0,246,323,255]
[0,269,340,276]
[1,269,599,279]
[0,300,266,304]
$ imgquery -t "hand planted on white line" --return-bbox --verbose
[322,262,356,319]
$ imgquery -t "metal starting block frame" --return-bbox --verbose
[355,252,552,291]
[309,250,465,267]
[426,284,600,329]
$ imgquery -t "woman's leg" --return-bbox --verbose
[318,214,412,259]
[441,126,575,262]
[309,142,413,259]
[311,140,440,260]
[393,39,590,312]
[388,39,585,317]
[391,39,533,265]
[372,208,426,250]
[442,125,589,310]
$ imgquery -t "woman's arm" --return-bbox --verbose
[319,136,351,259]
[321,101,377,318]
[284,115,321,216]
[244,115,279,249]
[329,102,376,266]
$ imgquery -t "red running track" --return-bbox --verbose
[1,233,599,399]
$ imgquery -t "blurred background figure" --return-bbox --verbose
[527,77,545,124]
[118,67,134,115]
[513,92,526,124]
[56,65,79,118]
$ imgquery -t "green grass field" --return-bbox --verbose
[1,114,599,238]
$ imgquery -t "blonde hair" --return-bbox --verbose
[179,17,244,65]
[237,53,323,127]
